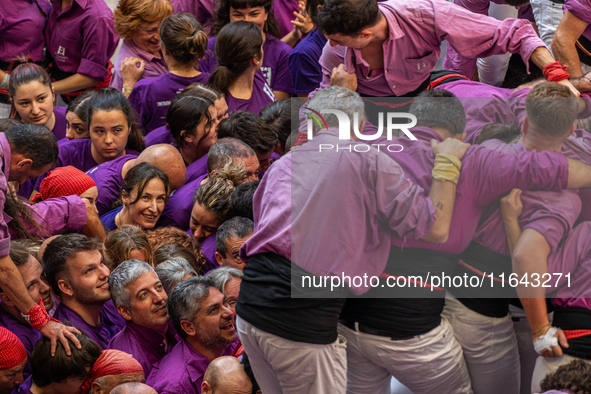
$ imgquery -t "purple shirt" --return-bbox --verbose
[0,0,52,64]
[53,107,67,142]
[200,34,293,94]
[145,126,173,147]
[0,305,41,380]
[473,139,581,256]
[565,0,591,42]
[146,338,234,394]
[171,0,215,35]
[186,154,208,184]
[289,29,328,95]
[200,233,219,273]
[129,72,211,134]
[12,376,33,394]
[443,0,538,79]
[53,300,126,349]
[0,133,12,256]
[7,195,88,239]
[320,0,545,96]
[86,154,138,216]
[271,0,300,39]
[380,127,570,255]
[108,321,179,377]
[157,174,207,230]
[45,0,118,81]
[241,127,437,294]
[111,39,168,92]
[225,73,275,115]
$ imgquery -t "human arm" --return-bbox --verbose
[52,74,100,96]
[552,10,589,85]
[120,57,146,98]
[281,0,314,48]
[80,198,107,242]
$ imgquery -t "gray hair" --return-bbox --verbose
[109,259,156,310]
[409,89,466,136]
[206,267,243,296]
[306,86,365,134]
[168,276,216,339]
[154,258,198,294]
[215,217,253,258]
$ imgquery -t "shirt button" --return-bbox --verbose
[392,85,396,89]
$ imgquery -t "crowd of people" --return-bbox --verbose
[2,0,591,393]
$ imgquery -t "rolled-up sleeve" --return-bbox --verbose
[78,15,118,80]
[22,195,88,238]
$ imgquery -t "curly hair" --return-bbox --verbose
[540,359,591,394]
[147,227,205,272]
[114,0,173,39]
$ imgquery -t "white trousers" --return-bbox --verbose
[236,315,347,394]
[337,316,473,394]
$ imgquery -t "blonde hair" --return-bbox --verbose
[103,225,154,270]
[114,0,173,40]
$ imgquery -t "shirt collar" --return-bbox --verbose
[182,339,211,384]
[378,2,405,41]
[410,126,445,142]
[124,39,164,63]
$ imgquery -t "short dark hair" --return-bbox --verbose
[540,359,591,394]
[207,138,256,174]
[217,111,278,154]
[316,0,380,36]
[216,217,254,258]
[0,118,21,133]
[260,99,293,154]
[211,0,281,38]
[166,94,215,148]
[409,90,466,136]
[476,123,522,145]
[31,332,102,387]
[229,180,259,220]
[119,162,172,206]
[4,124,58,169]
[43,234,102,295]
[168,276,217,339]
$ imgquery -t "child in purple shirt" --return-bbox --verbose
[129,13,211,134]
[208,22,276,115]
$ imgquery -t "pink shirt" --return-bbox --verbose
[110,39,168,92]
[319,0,545,96]
[563,129,591,224]
[0,134,12,256]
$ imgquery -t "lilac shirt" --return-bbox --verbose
[53,107,67,141]
[225,73,275,115]
[129,72,211,134]
[379,127,570,255]
[0,305,41,380]
[157,174,208,230]
[241,127,437,294]
[565,0,591,42]
[45,0,118,81]
[145,126,174,147]
[200,233,219,273]
[108,321,179,377]
[320,0,545,96]
[171,0,215,35]
[0,133,12,256]
[111,39,168,92]
[53,300,126,349]
[473,140,581,257]
[200,34,294,94]
[86,154,138,216]
[289,29,328,95]
[443,0,538,79]
[146,338,234,394]
[0,0,52,64]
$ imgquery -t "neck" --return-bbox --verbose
[2,303,27,325]
[167,61,201,78]
[180,145,200,165]
[369,12,389,45]
[120,158,136,179]
[62,297,104,327]
[61,0,73,10]
[44,111,56,132]
[117,206,136,228]
[91,144,125,165]
[229,68,256,99]
[521,136,563,152]
[430,126,454,140]
[186,336,227,362]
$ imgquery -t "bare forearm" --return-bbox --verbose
[52,74,99,95]
[503,219,522,256]
[423,180,456,243]
[0,255,35,313]
[81,205,107,242]
[567,158,591,189]
[530,46,558,70]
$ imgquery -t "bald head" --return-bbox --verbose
[37,235,61,262]
[201,357,252,394]
[135,144,187,190]
[110,382,157,394]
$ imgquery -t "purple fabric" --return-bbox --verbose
[129,72,211,134]
[200,233,219,273]
[171,0,215,35]
[53,107,67,141]
[225,73,275,115]
[563,129,591,224]
[518,4,535,22]
[108,321,179,377]
[157,174,207,230]
[7,195,88,239]
[100,206,122,231]
[376,127,571,255]
[0,305,41,380]
[473,139,581,256]
[271,0,300,39]
[53,300,126,349]
[45,0,118,81]
[12,375,33,394]
[0,133,12,256]
[146,338,234,394]
[186,154,208,183]
[241,127,438,294]
[110,39,168,92]
[565,0,591,42]
[200,34,293,93]
[443,0,539,79]
[0,0,52,64]
[86,154,138,216]
[289,29,328,95]
[319,0,545,96]
[145,126,173,147]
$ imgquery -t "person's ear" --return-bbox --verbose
[215,252,224,266]
[116,304,133,321]
[91,381,103,394]
[455,131,467,142]
[359,28,372,40]
[567,123,575,138]
[0,292,15,307]
[58,279,74,298]
[180,319,196,337]
[16,158,33,172]
[521,116,528,137]
[201,381,212,394]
